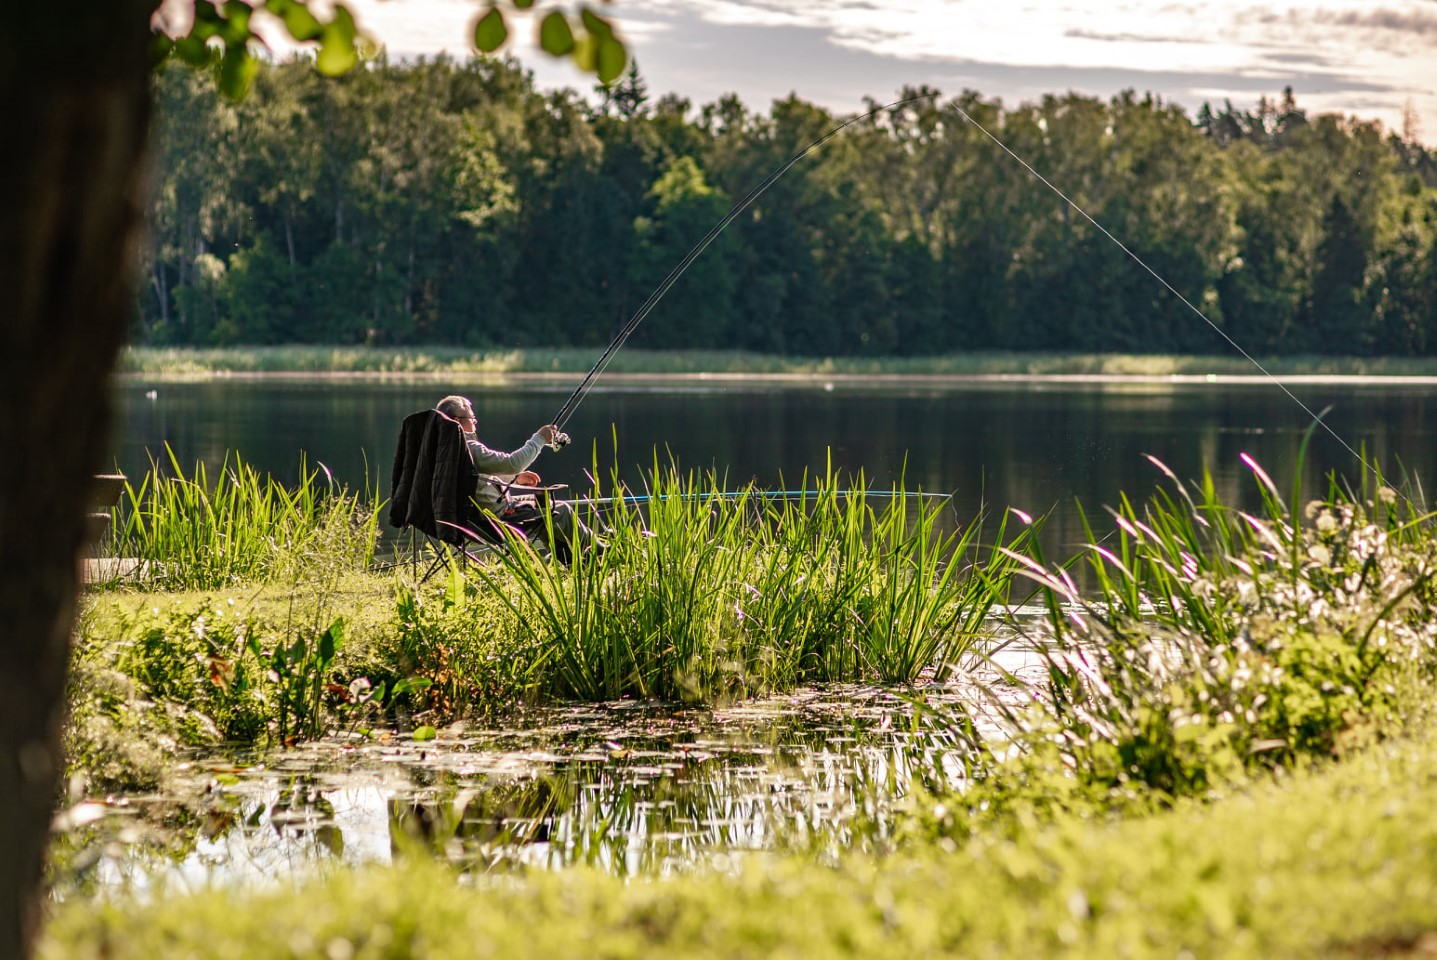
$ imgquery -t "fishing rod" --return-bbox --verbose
[571,488,954,506]
[544,91,941,448]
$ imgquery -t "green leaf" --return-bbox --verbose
[192,0,223,40]
[316,5,358,75]
[473,7,508,53]
[580,7,612,38]
[390,676,433,700]
[538,11,575,55]
[512,0,536,8]
[266,0,323,41]
[570,34,596,73]
[173,34,213,67]
[596,35,626,84]
[218,43,259,98]
[150,32,174,68]
[221,0,253,44]
[412,725,438,742]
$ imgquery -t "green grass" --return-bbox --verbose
[465,459,1033,701]
[947,438,1437,822]
[97,446,381,591]
[116,345,1437,378]
[41,708,1437,959]
[54,444,1437,957]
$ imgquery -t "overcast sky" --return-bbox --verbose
[229,0,1437,142]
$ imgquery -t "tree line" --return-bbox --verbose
[144,56,1437,356]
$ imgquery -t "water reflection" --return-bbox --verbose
[50,660,1047,893]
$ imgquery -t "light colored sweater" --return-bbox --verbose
[464,431,546,512]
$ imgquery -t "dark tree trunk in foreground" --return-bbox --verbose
[0,5,153,958]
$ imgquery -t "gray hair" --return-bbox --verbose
[436,395,471,419]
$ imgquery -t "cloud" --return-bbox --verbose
[620,0,1436,139]
[1063,29,1216,45]
[158,0,1435,145]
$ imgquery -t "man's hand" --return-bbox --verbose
[515,471,541,486]
[538,424,558,443]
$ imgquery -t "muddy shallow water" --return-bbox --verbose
[52,646,1045,894]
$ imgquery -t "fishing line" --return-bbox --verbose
[548,91,941,439]
[947,103,1374,474]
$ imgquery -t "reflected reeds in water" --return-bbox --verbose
[49,662,1045,894]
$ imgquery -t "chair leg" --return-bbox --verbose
[419,539,491,583]
[419,550,448,583]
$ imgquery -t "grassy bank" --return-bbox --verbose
[72,457,1033,790]
[53,440,1437,956]
[42,707,1437,960]
[116,345,1437,378]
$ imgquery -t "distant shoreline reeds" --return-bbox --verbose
[116,345,1437,379]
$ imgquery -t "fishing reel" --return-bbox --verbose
[548,430,571,451]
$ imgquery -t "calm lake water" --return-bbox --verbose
[112,374,1437,558]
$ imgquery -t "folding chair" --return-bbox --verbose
[388,409,525,580]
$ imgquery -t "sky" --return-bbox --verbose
[167,0,1437,142]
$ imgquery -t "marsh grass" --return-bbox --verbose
[467,458,1036,702]
[119,344,1437,378]
[99,445,380,590]
[936,440,1437,825]
[68,572,411,792]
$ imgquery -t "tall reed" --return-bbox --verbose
[988,437,1437,805]
[468,456,1035,703]
[101,445,380,590]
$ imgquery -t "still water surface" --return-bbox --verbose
[113,374,1437,557]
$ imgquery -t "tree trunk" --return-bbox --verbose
[0,5,153,959]
[152,259,171,334]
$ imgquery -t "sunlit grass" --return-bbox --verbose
[117,345,1437,378]
[464,458,1036,702]
[41,713,1437,960]
[97,445,381,590]
[911,438,1437,829]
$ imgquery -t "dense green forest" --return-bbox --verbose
[144,55,1437,356]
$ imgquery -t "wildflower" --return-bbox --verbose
[1316,512,1338,534]
[1377,486,1398,505]
[1307,544,1331,566]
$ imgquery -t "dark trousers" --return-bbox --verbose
[498,499,594,562]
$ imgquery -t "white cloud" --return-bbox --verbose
[156,0,1437,140]
[623,0,1437,137]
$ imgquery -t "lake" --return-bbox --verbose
[111,373,1437,559]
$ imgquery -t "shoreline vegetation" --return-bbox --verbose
[119,345,1437,380]
[50,441,1437,957]
[42,716,1437,959]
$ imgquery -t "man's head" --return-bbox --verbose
[436,395,477,431]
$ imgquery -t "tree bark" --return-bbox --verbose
[0,5,153,959]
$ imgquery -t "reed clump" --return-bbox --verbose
[455,460,1034,702]
[99,445,380,590]
[902,443,1437,843]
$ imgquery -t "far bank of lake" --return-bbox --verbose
[110,357,1437,561]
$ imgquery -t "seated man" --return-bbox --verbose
[435,395,598,562]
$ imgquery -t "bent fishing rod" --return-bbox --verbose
[543,92,940,449]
